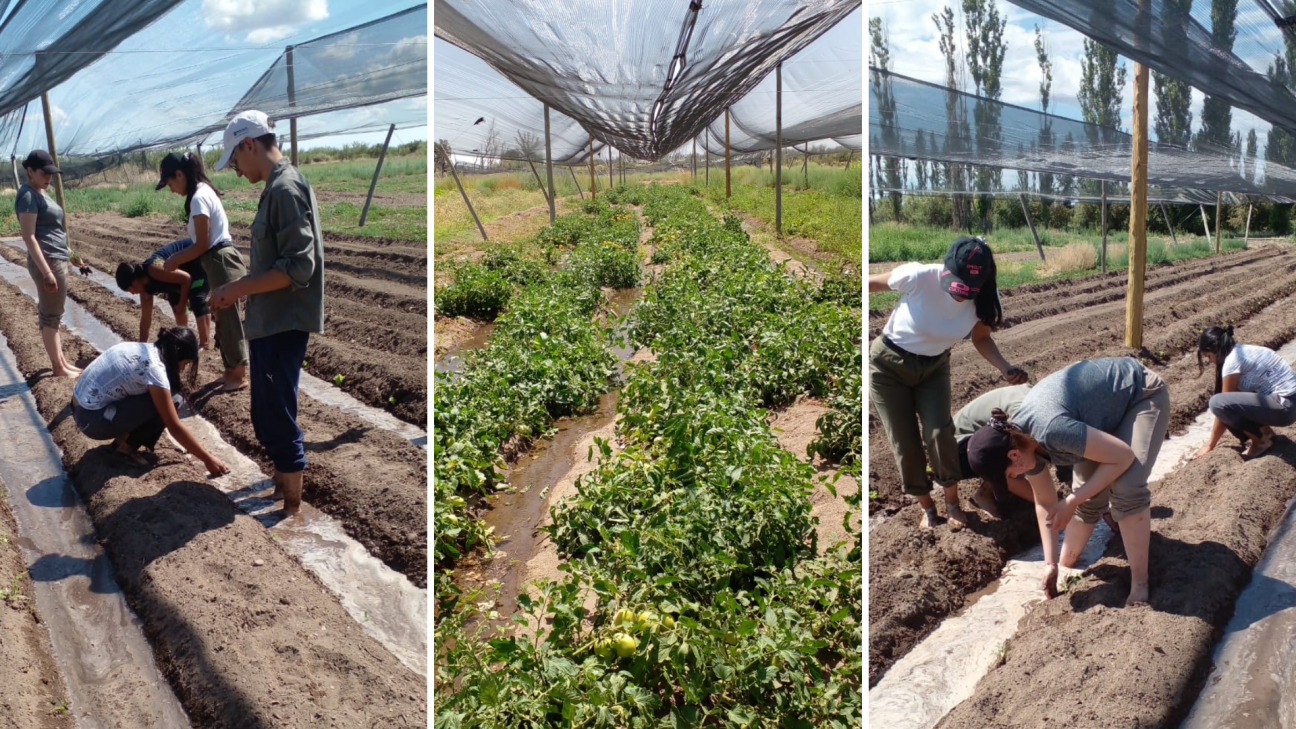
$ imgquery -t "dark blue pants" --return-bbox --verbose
[249,330,309,473]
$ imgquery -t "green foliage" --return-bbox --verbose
[121,193,155,218]
[434,265,514,320]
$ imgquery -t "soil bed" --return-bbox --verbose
[0,276,426,727]
[869,246,1296,686]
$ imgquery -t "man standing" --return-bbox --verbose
[209,111,324,517]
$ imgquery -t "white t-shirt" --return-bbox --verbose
[73,342,170,412]
[187,182,231,249]
[881,262,979,356]
[1222,343,1296,399]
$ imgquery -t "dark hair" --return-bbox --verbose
[974,254,1002,328]
[1198,325,1237,394]
[115,262,148,292]
[168,152,222,218]
[988,408,1034,451]
[154,326,199,394]
[254,133,278,151]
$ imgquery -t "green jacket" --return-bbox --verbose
[245,158,325,340]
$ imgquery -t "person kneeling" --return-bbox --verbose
[71,327,230,477]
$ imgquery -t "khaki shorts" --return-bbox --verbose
[1070,367,1170,524]
[26,255,67,330]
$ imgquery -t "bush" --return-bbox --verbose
[434,264,514,319]
[121,194,154,218]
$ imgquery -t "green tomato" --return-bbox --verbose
[662,615,675,630]
[725,631,738,645]
[613,608,636,626]
[613,632,638,658]
[595,638,614,659]
[446,515,459,524]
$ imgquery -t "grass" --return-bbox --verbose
[0,154,427,240]
[869,235,1248,311]
[0,571,27,604]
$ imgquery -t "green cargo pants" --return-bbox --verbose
[202,245,249,370]
[869,336,962,495]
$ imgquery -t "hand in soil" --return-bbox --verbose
[202,455,230,477]
[1004,366,1029,385]
[1189,443,1213,461]
[945,502,969,530]
[1125,581,1149,607]
[1043,563,1059,599]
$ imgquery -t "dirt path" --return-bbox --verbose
[869,245,1296,686]
[435,195,583,267]
[61,218,428,427]
[768,397,859,553]
[0,498,73,727]
[0,277,426,727]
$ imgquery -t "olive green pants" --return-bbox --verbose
[202,245,249,370]
[869,336,962,495]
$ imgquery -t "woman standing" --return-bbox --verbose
[1191,325,1296,460]
[115,237,212,348]
[154,152,248,391]
[16,150,79,378]
[72,327,229,476]
[869,236,1027,529]
[965,357,1170,606]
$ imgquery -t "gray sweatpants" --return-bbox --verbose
[1208,391,1296,441]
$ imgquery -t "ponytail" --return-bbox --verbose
[973,255,1003,329]
[1197,325,1236,395]
[114,262,148,293]
[179,152,222,219]
[154,326,199,394]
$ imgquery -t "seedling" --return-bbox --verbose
[1062,572,1084,593]
[0,572,27,604]
[993,642,1009,667]
[388,396,397,405]
[47,700,70,716]
[333,374,345,385]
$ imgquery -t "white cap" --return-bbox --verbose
[215,110,275,171]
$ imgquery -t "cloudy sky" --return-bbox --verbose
[869,0,1272,155]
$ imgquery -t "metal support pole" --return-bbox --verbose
[569,166,584,200]
[1200,205,1212,243]
[1124,59,1150,349]
[438,143,487,241]
[1159,201,1178,246]
[544,103,556,223]
[1101,180,1108,274]
[1021,194,1045,261]
[39,93,67,240]
[359,123,396,227]
[588,140,596,199]
[1214,190,1223,253]
[775,64,782,233]
[1245,203,1253,246]
[287,46,298,166]
[725,108,731,199]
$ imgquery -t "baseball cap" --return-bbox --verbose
[965,423,1013,504]
[215,110,274,171]
[155,152,188,190]
[22,150,60,175]
[941,236,993,298]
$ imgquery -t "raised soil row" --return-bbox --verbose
[0,275,425,728]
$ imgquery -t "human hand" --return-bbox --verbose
[42,270,58,293]
[1004,365,1028,385]
[1043,563,1059,599]
[209,285,235,310]
[1189,443,1213,461]
[203,454,230,477]
[1045,495,1078,531]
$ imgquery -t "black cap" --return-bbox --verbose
[155,152,187,190]
[22,150,59,175]
[942,236,993,298]
[966,423,1012,504]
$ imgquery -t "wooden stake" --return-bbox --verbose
[569,166,584,200]
[705,128,710,186]
[1199,205,1212,243]
[1101,180,1108,274]
[691,137,696,182]
[544,103,556,223]
[803,146,809,189]
[1124,60,1150,349]
[1214,191,1223,253]
[1020,194,1045,261]
[588,140,596,199]
[1245,202,1253,245]
[438,143,487,241]
[1160,201,1178,245]
[287,46,298,166]
[775,64,782,234]
[526,154,549,207]
[359,123,395,227]
[39,93,67,241]
[725,108,731,199]
[608,146,613,189]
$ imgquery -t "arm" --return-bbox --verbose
[212,192,316,308]
[1046,427,1137,530]
[1193,374,1242,458]
[163,217,210,270]
[147,266,191,317]
[139,292,153,343]
[148,386,228,476]
[971,321,1028,384]
[18,213,55,285]
[868,271,893,293]
[1026,467,1063,597]
[210,269,293,309]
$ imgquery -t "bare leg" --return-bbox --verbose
[280,471,304,517]
[197,314,211,350]
[943,484,969,528]
[223,363,247,391]
[1059,520,1097,568]
[915,493,938,529]
[1121,509,1152,606]
[970,480,1002,518]
[173,306,189,328]
[42,327,78,377]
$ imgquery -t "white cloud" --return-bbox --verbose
[202,0,328,43]
[318,30,361,60]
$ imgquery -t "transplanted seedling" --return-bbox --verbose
[1062,572,1084,593]
[0,571,27,604]
[993,641,1009,667]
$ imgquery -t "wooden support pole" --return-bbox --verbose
[1245,203,1253,246]
[705,128,710,186]
[544,103,556,223]
[588,140,596,199]
[359,123,395,227]
[725,108,731,199]
[1160,201,1178,246]
[845,150,853,170]
[526,155,550,207]
[1214,191,1223,253]
[1200,205,1212,243]
[608,146,613,190]
[438,143,487,241]
[39,92,67,241]
[569,166,584,200]
[287,46,298,166]
[1124,60,1150,349]
[1020,194,1045,261]
[1101,180,1108,274]
[775,64,782,234]
[803,146,809,189]
[691,137,696,182]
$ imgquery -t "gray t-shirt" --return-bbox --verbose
[1012,357,1146,466]
[14,184,68,260]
